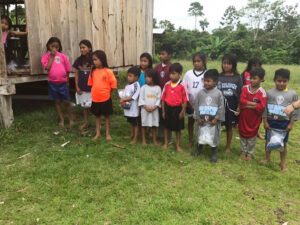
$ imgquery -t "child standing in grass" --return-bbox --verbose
[161,63,188,152]
[120,66,141,145]
[192,69,225,162]
[138,53,153,87]
[41,37,74,127]
[138,69,161,146]
[261,69,298,172]
[73,40,93,130]
[88,50,117,140]
[218,53,242,153]
[183,51,207,148]
[238,68,267,160]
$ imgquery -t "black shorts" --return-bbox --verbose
[222,108,239,127]
[164,103,184,131]
[126,116,139,126]
[91,98,113,116]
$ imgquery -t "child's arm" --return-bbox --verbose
[263,118,270,130]
[161,100,166,119]
[10,30,28,36]
[45,50,56,71]
[179,102,187,120]
[74,69,82,94]
[286,120,295,132]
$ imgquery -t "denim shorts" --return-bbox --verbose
[48,82,70,101]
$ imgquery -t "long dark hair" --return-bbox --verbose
[245,56,262,72]
[193,51,207,70]
[1,15,12,30]
[91,50,109,75]
[145,68,159,86]
[76,40,93,66]
[46,37,62,52]
[140,52,153,69]
[221,53,238,75]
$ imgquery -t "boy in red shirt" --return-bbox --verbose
[161,63,188,152]
[238,68,267,160]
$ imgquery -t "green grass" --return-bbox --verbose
[1,61,300,224]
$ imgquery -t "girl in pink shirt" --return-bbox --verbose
[41,37,74,127]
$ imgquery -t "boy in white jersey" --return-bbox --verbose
[183,52,207,148]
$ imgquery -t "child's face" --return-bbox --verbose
[250,75,262,88]
[204,77,216,90]
[140,57,150,70]
[193,56,205,71]
[275,77,289,91]
[169,71,181,83]
[92,55,103,68]
[145,75,153,85]
[1,19,9,31]
[222,60,233,73]
[159,51,171,64]
[127,73,138,84]
[49,42,60,53]
[80,44,91,56]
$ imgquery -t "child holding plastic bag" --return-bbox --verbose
[261,69,298,172]
[192,69,225,162]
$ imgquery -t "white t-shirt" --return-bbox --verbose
[183,69,205,106]
[123,81,140,117]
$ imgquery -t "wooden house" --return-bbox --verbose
[0,0,154,127]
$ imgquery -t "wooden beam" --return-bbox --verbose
[0,95,13,128]
[0,16,7,78]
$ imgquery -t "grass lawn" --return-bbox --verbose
[1,61,300,224]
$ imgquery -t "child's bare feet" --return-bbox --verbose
[106,134,112,141]
[246,155,252,161]
[186,142,193,149]
[240,153,246,160]
[130,139,137,145]
[162,143,168,149]
[142,142,147,147]
[93,133,101,140]
[59,120,64,127]
[79,122,89,130]
[153,141,160,146]
[280,164,289,173]
[69,120,75,127]
[225,147,231,154]
[176,146,183,152]
[260,159,270,164]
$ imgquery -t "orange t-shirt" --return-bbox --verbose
[88,68,117,102]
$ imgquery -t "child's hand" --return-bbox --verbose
[76,88,82,95]
[284,104,295,115]
[210,118,217,125]
[264,121,270,130]
[234,111,240,116]
[286,123,293,132]
[179,111,184,120]
[198,119,204,126]
[51,49,57,56]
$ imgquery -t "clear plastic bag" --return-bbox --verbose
[198,123,216,147]
[118,89,131,109]
[266,128,287,151]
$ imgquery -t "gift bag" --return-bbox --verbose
[266,128,286,151]
[198,123,216,147]
[118,89,131,110]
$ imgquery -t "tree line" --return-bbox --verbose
[154,0,300,64]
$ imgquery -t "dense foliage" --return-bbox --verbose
[154,0,300,64]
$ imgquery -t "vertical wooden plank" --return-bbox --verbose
[68,0,79,65]
[76,0,92,44]
[0,23,7,78]
[25,0,43,74]
[91,0,104,51]
[136,0,144,64]
[60,0,71,62]
[114,0,124,67]
[129,0,137,65]
[144,0,154,54]
[101,0,110,65]
[49,0,62,39]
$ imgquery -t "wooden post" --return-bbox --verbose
[0,18,14,128]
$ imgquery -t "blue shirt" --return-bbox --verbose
[138,71,146,87]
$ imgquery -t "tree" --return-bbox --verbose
[188,2,204,30]
[242,0,269,41]
[153,18,159,29]
[220,6,241,30]
[199,19,209,31]
[159,20,175,31]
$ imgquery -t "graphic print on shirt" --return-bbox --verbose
[160,71,165,78]
[55,56,60,64]
[193,81,200,88]
[219,83,237,96]
[267,95,286,120]
[199,96,218,121]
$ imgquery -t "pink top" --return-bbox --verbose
[41,52,72,83]
[2,31,9,44]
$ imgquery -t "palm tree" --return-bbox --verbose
[188,2,204,30]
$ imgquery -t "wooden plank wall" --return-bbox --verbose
[0,20,7,78]
[25,0,153,75]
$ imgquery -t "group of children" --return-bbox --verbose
[41,37,298,172]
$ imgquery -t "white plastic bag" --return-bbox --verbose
[198,123,216,147]
[118,89,131,109]
[266,128,286,151]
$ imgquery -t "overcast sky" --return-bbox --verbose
[154,0,300,32]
